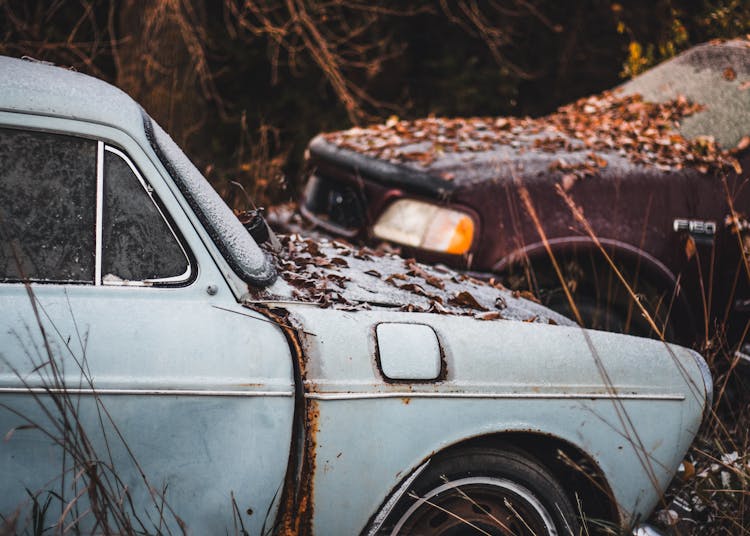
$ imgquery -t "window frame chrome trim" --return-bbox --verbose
[99,145,193,286]
[95,141,104,285]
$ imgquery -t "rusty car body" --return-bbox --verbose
[301,40,750,348]
[0,55,711,535]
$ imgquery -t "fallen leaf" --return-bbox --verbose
[561,173,577,191]
[398,282,431,297]
[685,236,696,260]
[313,258,333,268]
[304,241,321,256]
[681,460,696,480]
[407,261,446,289]
[429,300,451,314]
[512,290,541,303]
[475,311,503,320]
[385,273,408,283]
[449,291,488,311]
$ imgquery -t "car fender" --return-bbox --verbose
[279,304,708,534]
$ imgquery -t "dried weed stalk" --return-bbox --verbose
[0,279,186,534]
[544,177,750,534]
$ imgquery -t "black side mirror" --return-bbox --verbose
[239,208,270,244]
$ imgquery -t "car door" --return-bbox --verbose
[0,120,294,534]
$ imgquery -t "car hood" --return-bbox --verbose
[250,233,707,415]
[246,234,572,325]
[282,303,707,403]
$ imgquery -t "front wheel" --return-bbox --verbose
[380,447,580,536]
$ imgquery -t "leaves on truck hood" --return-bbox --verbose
[321,90,742,180]
[247,234,573,326]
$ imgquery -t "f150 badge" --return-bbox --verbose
[674,219,716,254]
[673,218,717,236]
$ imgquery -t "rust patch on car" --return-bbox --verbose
[279,399,319,536]
[248,304,318,536]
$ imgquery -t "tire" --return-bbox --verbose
[379,447,580,536]
[505,251,683,341]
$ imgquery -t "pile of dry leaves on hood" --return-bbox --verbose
[249,234,572,326]
[323,91,743,177]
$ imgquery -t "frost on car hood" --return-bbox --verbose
[315,92,741,189]
[249,234,573,325]
[146,118,276,286]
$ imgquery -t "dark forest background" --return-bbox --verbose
[2,0,749,209]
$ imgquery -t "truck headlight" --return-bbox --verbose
[372,199,475,255]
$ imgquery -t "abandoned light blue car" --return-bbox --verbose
[0,56,712,536]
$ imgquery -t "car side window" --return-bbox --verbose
[0,127,191,286]
[0,128,97,283]
[102,147,190,284]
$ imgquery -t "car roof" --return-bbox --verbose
[0,55,147,144]
[0,55,278,287]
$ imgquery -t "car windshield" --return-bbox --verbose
[144,115,276,286]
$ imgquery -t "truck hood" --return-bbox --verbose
[309,40,747,195]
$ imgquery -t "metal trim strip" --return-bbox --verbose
[102,145,193,285]
[0,387,294,397]
[304,392,685,401]
[95,140,104,285]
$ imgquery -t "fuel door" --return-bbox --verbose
[376,323,442,381]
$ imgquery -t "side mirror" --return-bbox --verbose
[230,180,281,251]
[239,208,269,244]
[237,208,282,252]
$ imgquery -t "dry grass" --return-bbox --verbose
[0,273,186,535]
[517,177,750,535]
[217,118,289,212]
[652,345,750,535]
